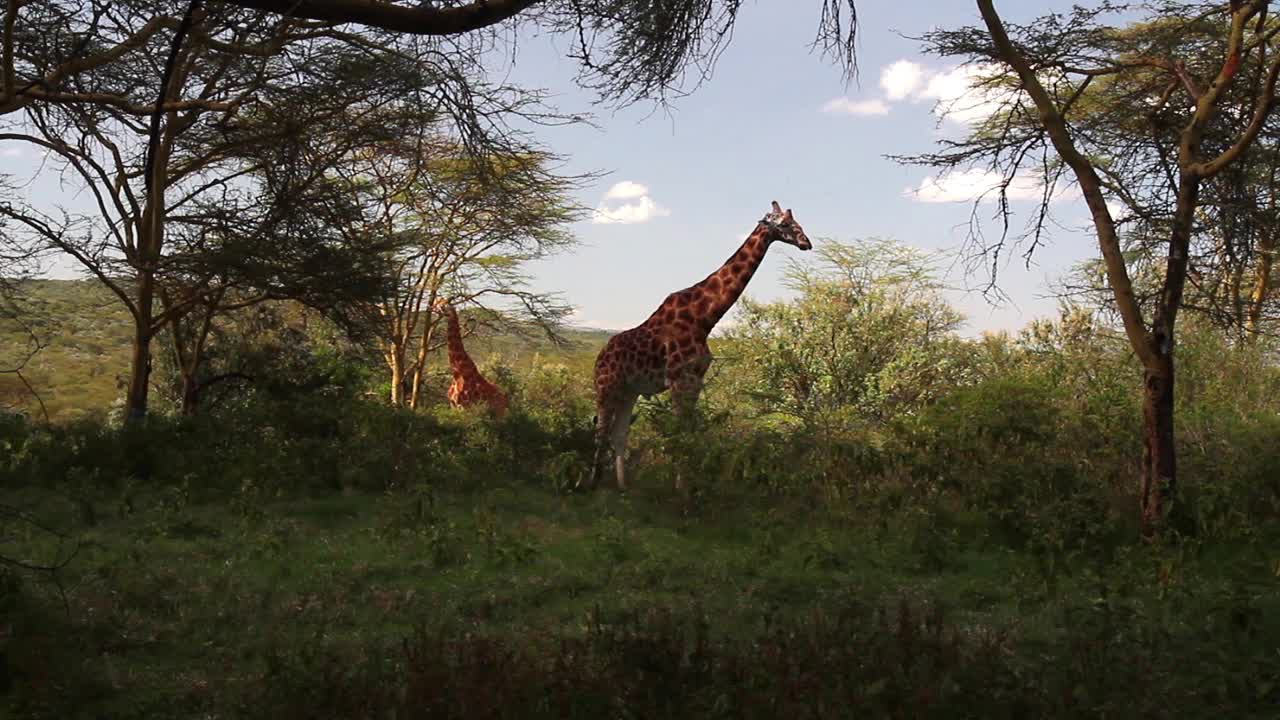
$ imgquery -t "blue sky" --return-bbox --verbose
[6,1,1104,337]
[500,0,1102,335]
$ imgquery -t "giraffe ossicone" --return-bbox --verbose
[578,200,812,494]
[436,299,509,417]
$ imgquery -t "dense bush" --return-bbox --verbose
[895,372,1125,578]
[7,300,1280,555]
[1171,323,1280,540]
[2,394,592,500]
[719,239,976,426]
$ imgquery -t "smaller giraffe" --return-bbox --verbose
[436,300,509,417]
[579,201,812,494]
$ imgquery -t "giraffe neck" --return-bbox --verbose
[444,307,479,379]
[693,225,772,333]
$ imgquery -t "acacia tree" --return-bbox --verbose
[398,152,583,410]
[2,1,321,421]
[316,135,583,408]
[181,0,861,106]
[906,0,1280,535]
[721,239,969,427]
[1076,138,1280,341]
[1046,14,1280,344]
[1203,145,1280,337]
[146,76,441,415]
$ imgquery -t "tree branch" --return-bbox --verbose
[976,0,1156,368]
[1195,50,1280,178]
[217,0,540,36]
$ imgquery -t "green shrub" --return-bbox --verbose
[900,373,1122,567]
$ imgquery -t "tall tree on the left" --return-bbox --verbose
[0,0,545,422]
[2,0,268,423]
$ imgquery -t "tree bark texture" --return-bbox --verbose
[1141,359,1176,534]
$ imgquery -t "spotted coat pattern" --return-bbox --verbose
[441,303,509,417]
[580,201,812,491]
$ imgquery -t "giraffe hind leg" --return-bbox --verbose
[610,394,639,492]
[667,371,705,503]
[577,393,637,492]
[578,407,613,492]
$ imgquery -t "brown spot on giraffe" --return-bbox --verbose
[577,201,813,494]
[437,301,509,418]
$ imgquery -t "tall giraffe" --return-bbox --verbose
[437,300,509,417]
[578,201,812,493]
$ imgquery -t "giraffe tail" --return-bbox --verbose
[575,414,605,492]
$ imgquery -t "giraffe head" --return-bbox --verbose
[434,298,478,331]
[758,201,811,251]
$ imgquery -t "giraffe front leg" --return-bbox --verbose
[667,372,705,502]
[610,394,639,492]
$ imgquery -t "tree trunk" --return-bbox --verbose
[125,325,153,422]
[388,346,405,406]
[164,294,210,418]
[1246,232,1275,337]
[124,273,155,424]
[1140,356,1176,537]
[1135,171,1196,537]
[407,313,437,410]
[180,372,200,416]
[126,0,190,423]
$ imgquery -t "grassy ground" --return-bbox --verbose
[6,473,1280,719]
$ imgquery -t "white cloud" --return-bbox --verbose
[593,196,670,224]
[917,63,1010,125]
[566,309,617,331]
[1104,199,1131,224]
[708,313,743,337]
[603,180,649,201]
[880,60,926,101]
[906,168,1064,204]
[821,97,890,116]
[845,58,1012,127]
[592,180,670,225]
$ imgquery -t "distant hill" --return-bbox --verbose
[1,279,613,421]
[1,280,134,420]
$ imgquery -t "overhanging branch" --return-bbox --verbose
[217,0,540,35]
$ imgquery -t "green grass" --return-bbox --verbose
[6,475,1280,718]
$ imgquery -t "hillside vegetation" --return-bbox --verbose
[1,280,134,419]
[0,280,612,421]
